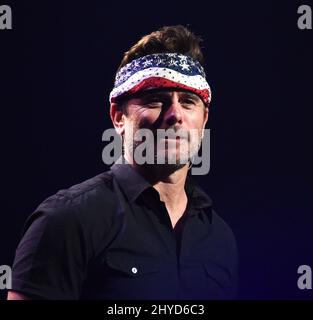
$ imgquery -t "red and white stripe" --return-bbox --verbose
[110,67,211,104]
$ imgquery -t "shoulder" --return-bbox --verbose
[211,210,236,246]
[211,210,238,272]
[22,170,119,236]
[16,170,122,268]
[40,171,115,208]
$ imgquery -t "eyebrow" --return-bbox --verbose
[179,91,201,101]
[139,90,201,101]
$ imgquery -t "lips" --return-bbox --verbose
[156,137,189,150]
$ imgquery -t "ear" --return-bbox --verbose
[110,103,125,135]
[203,106,209,128]
[200,106,209,139]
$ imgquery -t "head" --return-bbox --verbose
[109,25,211,171]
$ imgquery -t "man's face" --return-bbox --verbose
[119,89,209,167]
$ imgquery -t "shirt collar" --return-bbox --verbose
[184,174,213,209]
[110,159,212,210]
[111,159,150,203]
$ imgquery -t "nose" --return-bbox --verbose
[164,96,183,126]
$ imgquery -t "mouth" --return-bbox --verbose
[158,137,185,143]
[162,137,181,141]
[155,137,189,150]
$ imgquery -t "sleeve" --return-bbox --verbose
[229,233,239,299]
[212,209,239,299]
[11,200,89,300]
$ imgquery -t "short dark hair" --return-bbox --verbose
[117,25,205,72]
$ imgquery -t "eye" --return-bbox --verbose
[146,101,163,108]
[180,98,196,108]
[144,96,164,108]
[183,98,196,104]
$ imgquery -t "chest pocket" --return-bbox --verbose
[106,252,160,277]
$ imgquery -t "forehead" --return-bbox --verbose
[130,88,203,100]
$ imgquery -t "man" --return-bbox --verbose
[8,25,238,300]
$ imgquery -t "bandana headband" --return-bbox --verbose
[109,53,212,105]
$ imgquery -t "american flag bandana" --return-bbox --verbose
[109,53,212,105]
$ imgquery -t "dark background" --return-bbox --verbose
[1,0,312,300]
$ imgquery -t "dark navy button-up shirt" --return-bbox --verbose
[12,162,238,300]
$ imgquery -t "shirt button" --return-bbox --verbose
[131,267,138,274]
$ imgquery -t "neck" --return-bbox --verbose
[152,167,188,204]
[129,160,188,194]
[127,158,190,227]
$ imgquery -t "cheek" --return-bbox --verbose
[132,109,161,128]
[123,110,158,136]
[186,111,206,129]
